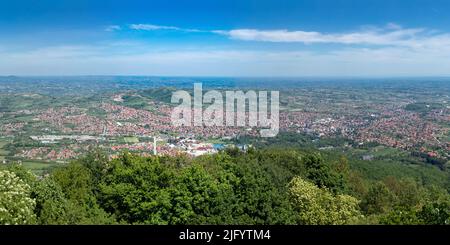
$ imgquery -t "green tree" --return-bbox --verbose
[169,164,236,224]
[51,161,115,224]
[303,154,346,193]
[361,182,394,215]
[52,162,93,201]
[383,177,426,209]
[99,153,174,224]
[33,177,69,224]
[417,201,450,225]
[288,176,361,224]
[5,163,37,186]
[379,208,421,225]
[232,158,296,224]
[0,170,36,224]
[76,149,110,188]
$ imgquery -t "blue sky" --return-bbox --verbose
[1,0,450,76]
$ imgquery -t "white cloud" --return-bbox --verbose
[215,27,430,47]
[2,43,450,76]
[129,24,180,31]
[3,23,450,76]
[129,23,450,51]
[105,25,121,32]
[386,22,402,30]
[129,24,202,33]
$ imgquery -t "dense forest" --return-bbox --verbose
[1,147,449,225]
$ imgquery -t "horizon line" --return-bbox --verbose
[2,75,450,79]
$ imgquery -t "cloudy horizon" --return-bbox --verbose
[2,0,450,77]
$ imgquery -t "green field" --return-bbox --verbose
[205,138,227,144]
[0,140,10,161]
[21,160,57,175]
[123,136,139,143]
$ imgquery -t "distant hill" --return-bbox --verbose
[405,102,445,113]
[138,87,178,103]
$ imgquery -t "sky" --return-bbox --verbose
[1,0,450,76]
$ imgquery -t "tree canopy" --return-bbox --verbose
[1,148,448,225]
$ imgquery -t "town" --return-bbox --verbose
[0,79,448,173]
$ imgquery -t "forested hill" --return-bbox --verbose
[1,148,449,225]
